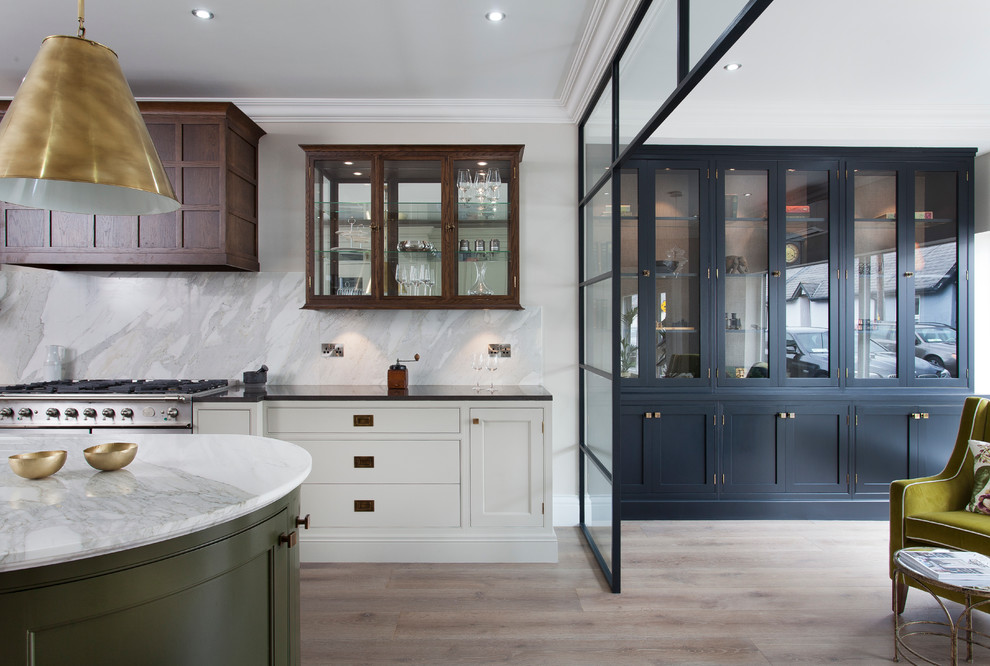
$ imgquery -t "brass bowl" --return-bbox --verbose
[8,450,68,479]
[84,442,138,471]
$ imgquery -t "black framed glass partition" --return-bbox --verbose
[578,0,773,592]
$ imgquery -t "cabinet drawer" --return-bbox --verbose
[302,484,460,528]
[299,440,459,484]
[266,406,460,435]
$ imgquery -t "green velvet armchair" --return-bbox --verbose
[890,396,990,612]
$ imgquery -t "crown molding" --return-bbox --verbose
[136,96,571,124]
[560,0,643,122]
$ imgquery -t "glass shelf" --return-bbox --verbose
[457,202,509,222]
[458,251,510,261]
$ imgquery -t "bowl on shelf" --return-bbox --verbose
[8,450,67,479]
[84,442,138,471]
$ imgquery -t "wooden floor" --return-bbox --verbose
[300,521,988,664]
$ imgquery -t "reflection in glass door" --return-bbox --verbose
[913,171,958,378]
[722,169,769,380]
[383,159,443,298]
[783,168,832,379]
[851,170,898,380]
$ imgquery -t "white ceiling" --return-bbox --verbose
[2,0,989,153]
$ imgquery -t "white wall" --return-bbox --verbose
[255,121,582,520]
[974,153,989,394]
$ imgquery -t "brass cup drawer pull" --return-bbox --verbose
[354,499,375,512]
[354,455,375,468]
[353,414,374,427]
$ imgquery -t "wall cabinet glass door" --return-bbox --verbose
[621,161,708,385]
[847,163,965,385]
[304,145,522,309]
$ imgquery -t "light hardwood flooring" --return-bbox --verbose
[300,521,989,664]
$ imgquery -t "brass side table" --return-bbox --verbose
[893,548,990,664]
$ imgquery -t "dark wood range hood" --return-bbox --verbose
[0,101,264,271]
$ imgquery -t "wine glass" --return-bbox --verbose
[471,352,486,391]
[473,170,489,204]
[408,264,423,296]
[486,168,501,204]
[422,265,436,296]
[457,169,472,203]
[395,265,408,296]
[485,353,499,392]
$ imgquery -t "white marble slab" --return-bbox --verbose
[0,265,543,387]
[0,433,312,572]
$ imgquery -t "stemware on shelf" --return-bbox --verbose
[457,169,473,203]
[486,168,501,203]
[473,170,489,203]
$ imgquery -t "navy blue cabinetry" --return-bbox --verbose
[616,145,974,520]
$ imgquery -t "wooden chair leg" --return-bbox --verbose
[892,579,908,614]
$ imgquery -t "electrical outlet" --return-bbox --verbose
[488,343,511,357]
[321,343,344,357]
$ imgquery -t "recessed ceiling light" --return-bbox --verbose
[343,161,353,165]
[723,62,742,71]
[191,9,214,19]
[477,161,488,166]
[486,11,506,22]
[353,172,363,176]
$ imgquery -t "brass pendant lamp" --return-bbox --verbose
[0,1,179,215]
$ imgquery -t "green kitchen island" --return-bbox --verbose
[0,433,312,666]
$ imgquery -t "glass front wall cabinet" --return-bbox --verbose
[719,166,771,383]
[303,145,522,309]
[621,162,707,385]
[847,163,966,385]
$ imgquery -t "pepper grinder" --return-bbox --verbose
[388,354,421,390]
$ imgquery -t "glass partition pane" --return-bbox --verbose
[723,169,769,380]
[852,170,898,379]
[784,169,831,378]
[914,171,958,378]
[618,0,676,154]
[583,278,613,374]
[584,370,613,469]
[583,457,613,572]
[383,160,442,298]
[655,168,701,379]
[455,158,511,296]
[582,80,612,196]
[312,159,373,297]
[689,0,750,70]
[586,177,619,279]
[618,169,639,378]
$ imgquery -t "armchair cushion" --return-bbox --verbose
[966,439,990,514]
[905,510,990,556]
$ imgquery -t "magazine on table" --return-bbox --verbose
[898,549,990,585]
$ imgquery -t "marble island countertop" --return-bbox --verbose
[0,433,312,573]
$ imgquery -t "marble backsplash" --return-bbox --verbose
[0,265,542,387]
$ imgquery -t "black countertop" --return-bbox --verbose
[194,384,552,403]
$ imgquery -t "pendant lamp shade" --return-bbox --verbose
[0,35,179,215]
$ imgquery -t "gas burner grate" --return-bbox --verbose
[0,379,229,395]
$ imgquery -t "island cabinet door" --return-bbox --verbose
[0,502,298,666]
[469,407,545,527]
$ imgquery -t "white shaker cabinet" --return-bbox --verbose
[193,402,261,435]
[263,398,554,563]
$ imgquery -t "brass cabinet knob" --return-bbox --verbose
[295,514,311,530]
[279,531,298,548]
[642,269,651,277]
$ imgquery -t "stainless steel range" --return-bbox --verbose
[0,379,229,431]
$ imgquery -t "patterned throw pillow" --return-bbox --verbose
[966,440,990,514]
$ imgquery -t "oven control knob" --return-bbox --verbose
[83,408,97,419]
[46,407,60,419]
[102,408,116,419]
[120,408,134,419]
[165,407,179,419]
[18,408,33,418]
[64,407,78,418]
[0,407,13,418]
[143,407,156,418]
